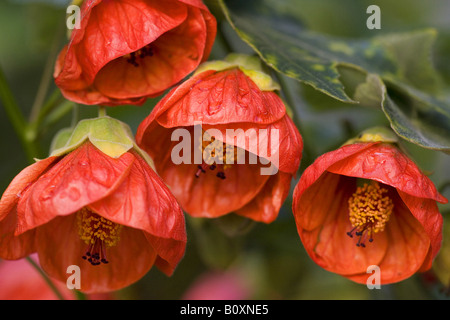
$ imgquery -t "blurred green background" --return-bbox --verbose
[0,0,449,300]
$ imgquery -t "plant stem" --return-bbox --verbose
[29,19,65,123]
[0,66,40,162]
[40,100,75,132]
[71,103,79,128]
[25,256,66,300]
[28,89,64,140]
[74,290,88,300]
[98,105,107,117]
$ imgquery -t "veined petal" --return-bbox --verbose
[345,191,431,284]
[54,0,216,106]
[55,0,187,91]
[87,151,186,274]
[156,162,270,218]
[0,208,36,260]
[293,141,442,285]
[295,173,388,276]
[202,114,303,175]
[235,171,293,223]
[94,6,208,100]
[293,142,378,198]
[151,68,287,127]
[144,233,185,276]
[36,215,157,293]
[397,190,443,271]
[16,143,134,234]
[88,151,185,240]
[327,143,447,203]
[136,125,272,217]
[0,156,57,221]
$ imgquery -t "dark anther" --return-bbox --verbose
[216,172,226,180]
[126,52,139,67]
[346,227,358,238]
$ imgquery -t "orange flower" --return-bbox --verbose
[54,0,216,106]
[0,118,186,293]
[136,54,303,223]
[292,133,447,285]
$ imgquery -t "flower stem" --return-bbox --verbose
[25,256,66,300]
[98,105,107,117]
[71,103,79,128]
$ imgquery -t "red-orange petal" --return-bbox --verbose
[144,68,287,128]
[94,6,208,100]
[0,208,36,260]
[293,141,444,284]
[36,214,157,293]
[16,143,134,234]
[54,0,216,106]
[0,156,57,221]
[202,114,303,175]
[160,162,271,218]
[345,191,431,284]
[397,191,443,271]
[55,0,187,86]
[136,125,274,218]
[327,143,447,203]
[234,171,293,223]
[87,150,186,274]
[293,142,378,199]
[295,173,389,276]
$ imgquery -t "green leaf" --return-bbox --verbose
[373,29,443,94]
[382,81,450,153]
[341,69,450,153]
[219,0,398,103]
[219,0,449,152]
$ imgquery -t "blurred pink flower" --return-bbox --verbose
[182,271,250,300]
[0,255,111,300]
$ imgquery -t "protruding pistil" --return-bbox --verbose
[77,208,122,266]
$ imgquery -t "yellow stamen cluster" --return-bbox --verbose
[348,182,393,235]
[200,131,243,170]
[77,208,122,248]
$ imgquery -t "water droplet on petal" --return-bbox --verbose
[68,187,81,201]
[40,185,56,201]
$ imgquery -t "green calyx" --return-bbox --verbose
[49,116,154,168]
[194,53,280,92]
[344,126,399,145]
